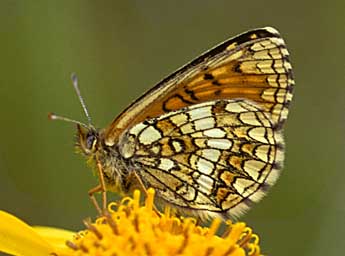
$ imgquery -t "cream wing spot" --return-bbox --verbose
[250,42,266,51]
[264,26,280,34]
[129,122,148,136]
[239,112,262,126]
[226,42,237,50]
[225,101,249,113]
[138,126,162,145]
[248,127,268,144]
[194,117,215,130]
[207,138,232,150]
[150,144,161,155]
[286,91,293,101]
[281,47,289,57]
[223,50,243,62]
[270,37,285,47]
[188,154,198,171]
[200,148,221,162]
[170,113,188,126]
[189,106,212,120]
[159,158,175,171]
[190,131,204,138]
[196,157,214,175]
[197,174,214,195]
[261,88,277,103]
[256,60,275,73]
[254,145,270,162]
[172,140,183,153]
[233,178,256,196]
[277,88,288,103]
[180,122,195,134]
[243,160,267,180]
[203,128,226,138]
[194,138,207,148]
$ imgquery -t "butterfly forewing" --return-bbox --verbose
[105,27,294,145]
[118,99,284,219]
[90,27,295,220]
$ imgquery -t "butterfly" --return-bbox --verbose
[50,27,294,220]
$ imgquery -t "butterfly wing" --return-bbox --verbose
[105,27,294,146]
[118,99,283,219]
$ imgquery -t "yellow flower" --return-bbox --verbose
[0,189,262,256]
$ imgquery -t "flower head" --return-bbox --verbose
[0,189,262,256]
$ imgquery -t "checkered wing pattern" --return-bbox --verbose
[105,27,294,145]
[102,27,295,219]
[118,99,283,219]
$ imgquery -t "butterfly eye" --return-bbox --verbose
[86,132,97,151]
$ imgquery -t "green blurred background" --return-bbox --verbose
[0,1,344,255]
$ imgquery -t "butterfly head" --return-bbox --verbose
[75,124,100,156]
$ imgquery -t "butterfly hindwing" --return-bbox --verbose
[118,99,284,219]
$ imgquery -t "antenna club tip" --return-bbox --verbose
[48,112,57,120]
[71,72,78,83]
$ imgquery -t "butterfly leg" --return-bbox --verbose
[88,184,103,215]
[132,170,162,217]
[96,160,107,211]
[88,158,108,215]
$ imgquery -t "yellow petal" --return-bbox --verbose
[0,210,54,256]
[33,226,75,250]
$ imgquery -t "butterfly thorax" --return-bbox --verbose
[75,124,133,194]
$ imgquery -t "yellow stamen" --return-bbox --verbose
[0,189,263,256]
[65,189,263,255]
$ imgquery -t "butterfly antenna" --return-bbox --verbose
[48,112,89,129]
[48,73,92,129]
[71,73,92,125]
